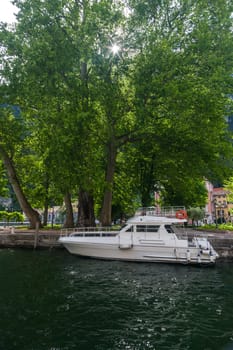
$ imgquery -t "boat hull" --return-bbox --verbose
[59,238,217,265]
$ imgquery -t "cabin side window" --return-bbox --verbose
[146,225,160,232]
[136,225,160,232]
[136,225,146,232]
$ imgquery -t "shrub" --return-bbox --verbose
[8,212,24,222]
[0,211,24,223]
[0,211,9,221]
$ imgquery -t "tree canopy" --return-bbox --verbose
[0,0,233,227]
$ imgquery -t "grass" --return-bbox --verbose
[199,223,233,231]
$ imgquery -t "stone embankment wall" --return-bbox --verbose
[0,228,62,249]
[207,237,233,261]
[186,229,233,261]
[1,227,233,261]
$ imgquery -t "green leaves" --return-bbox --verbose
[0,106,25,155]
[0,210,24,223]
[187,207,205,224]
[1,0,233,223]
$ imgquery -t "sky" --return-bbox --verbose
[0,0,18,23]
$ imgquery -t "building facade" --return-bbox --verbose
[205,181,233,223]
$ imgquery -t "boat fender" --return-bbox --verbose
[175,210,188,220]
[197,254,201,264]
[186,250,191,262]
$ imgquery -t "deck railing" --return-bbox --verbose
[60,207,186,236]
[60,226,119,237]
[135,206,186,217]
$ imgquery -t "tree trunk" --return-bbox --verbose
[63,191,74,228]
[100,140,117,226]
[77,189,95,227]
[42,175,50,226]
[0,146,42,229]
[43,202,48,226]
[140,160,155,207]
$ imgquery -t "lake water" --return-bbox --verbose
[0,249,233,350]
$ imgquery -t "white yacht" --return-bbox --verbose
[59,207,218,265]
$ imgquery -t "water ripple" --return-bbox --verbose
[0,250,233,349]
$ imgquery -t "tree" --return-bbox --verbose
[223,177,233,204]
[0,107,41,228]
[127,0,233,205]
[1,0,233,227]
[1,0,128,227]
[0,161,9,198]
[187,207,205,227]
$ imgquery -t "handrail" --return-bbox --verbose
[60,226,119,237]
[70,232,118,237]
[135,206,186,217]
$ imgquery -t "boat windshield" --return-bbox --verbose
[165,225,175,233]
[121,224,133,232]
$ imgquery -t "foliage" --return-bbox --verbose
[200,223,233,232]
[162,180,208,208]
[223,177,233,203]
[0,211,24,222]
[128,0,233,205]
[43,224,61,230]
[217,223,233,231]
[0,0,233,224]
[0,161,9,197]
[187,207,205,226]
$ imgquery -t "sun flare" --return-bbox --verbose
[111,43,120,55]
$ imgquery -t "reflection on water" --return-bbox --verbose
[0,249,233,350]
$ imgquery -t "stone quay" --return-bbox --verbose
[0,226,233,262]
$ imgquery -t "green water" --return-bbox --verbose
[0,249,233,350]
